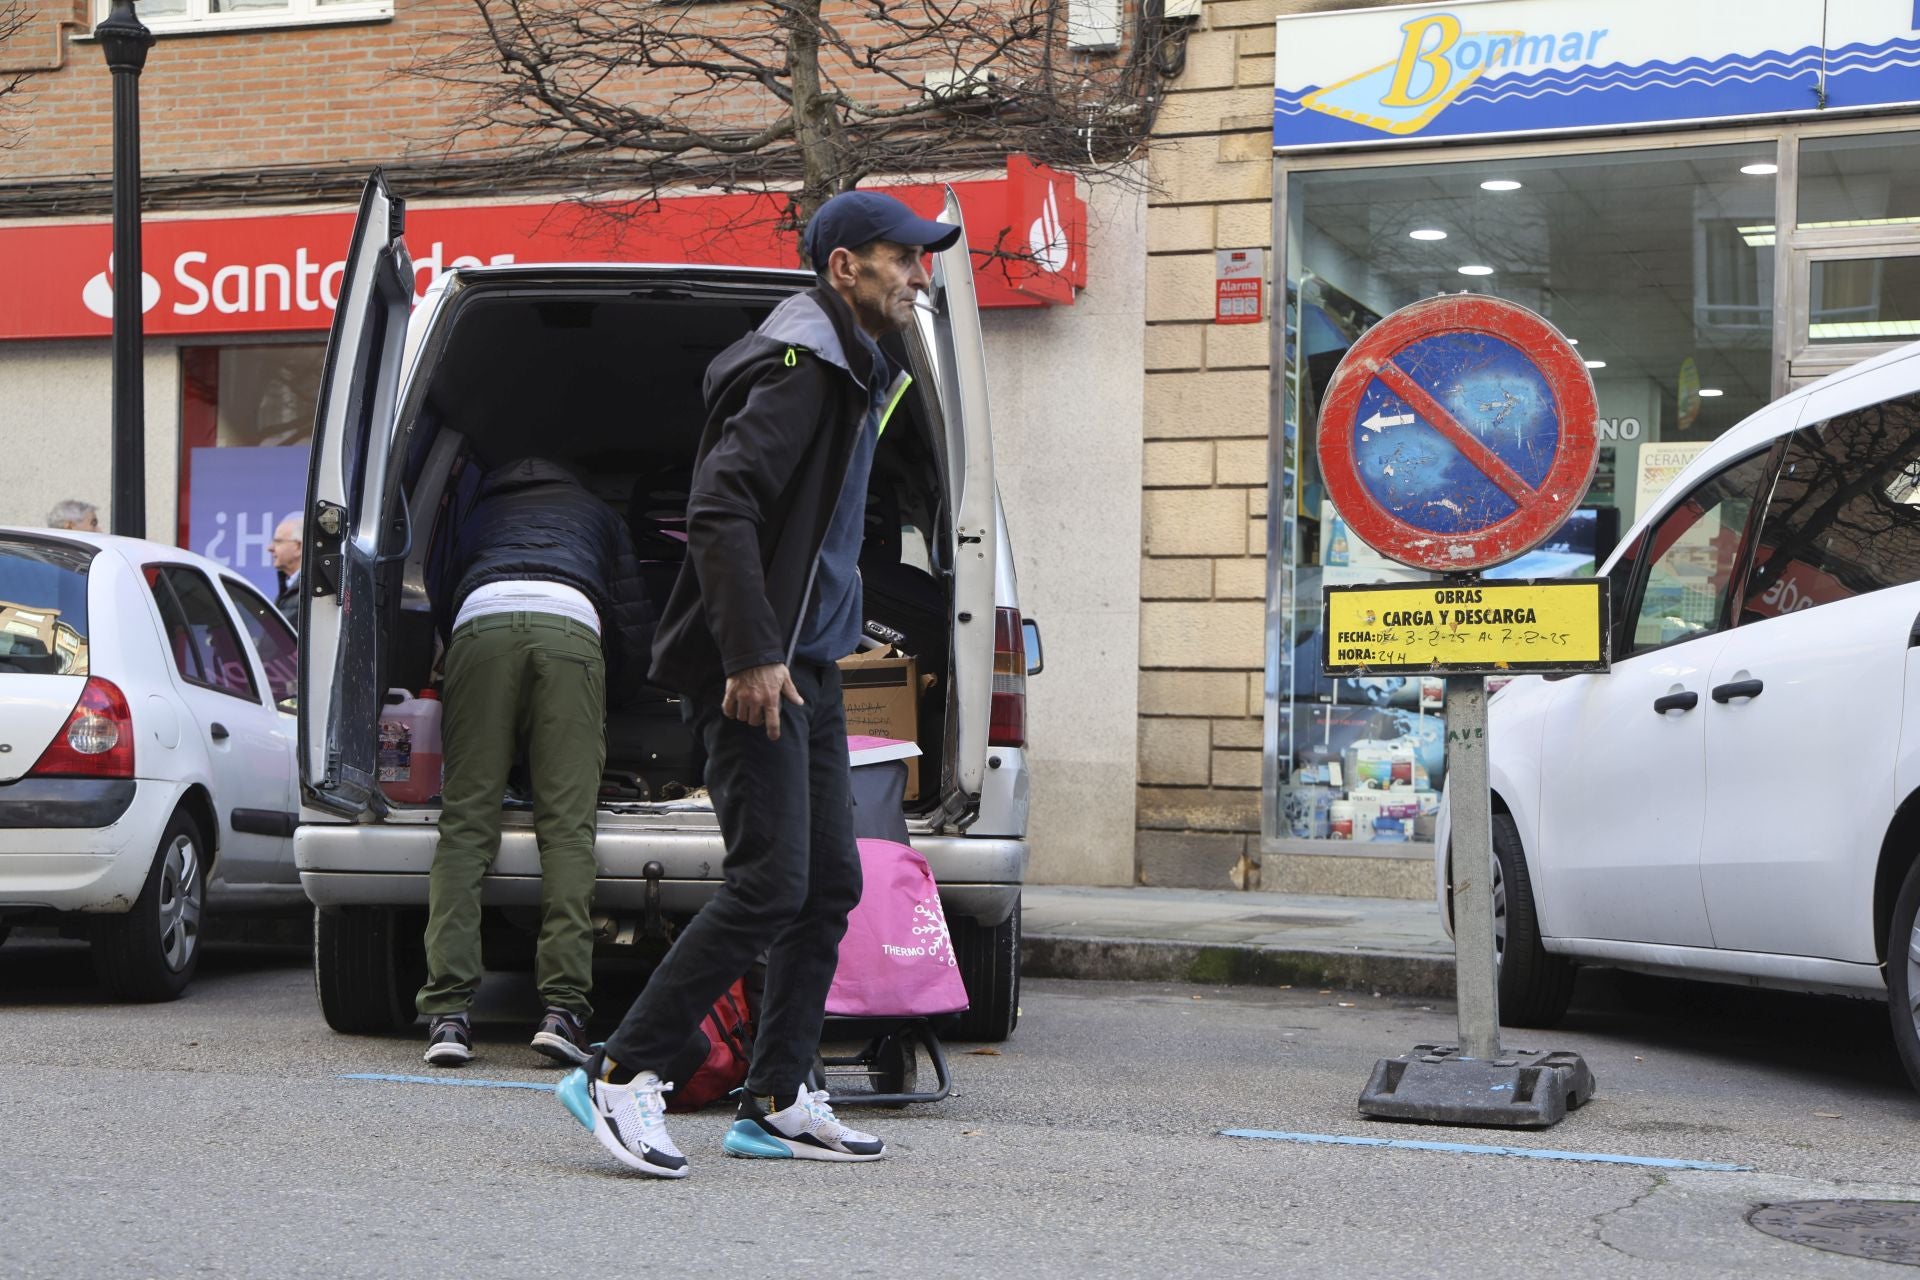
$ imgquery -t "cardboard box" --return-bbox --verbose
[837,647,922,798]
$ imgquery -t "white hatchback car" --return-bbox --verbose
[0,530,305,999]
[1439,341,1920,1093]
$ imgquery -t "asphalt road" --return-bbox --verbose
[3,936,1919,1279]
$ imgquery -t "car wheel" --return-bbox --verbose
[1492,812,1574,1027]
[947,900,1020,1042]
[314,905,427,1034]
[1888,856,1920,1094]
[92,809,207,1002]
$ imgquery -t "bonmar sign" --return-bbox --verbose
[1274,0,1920,151]
[0,157,1086,341]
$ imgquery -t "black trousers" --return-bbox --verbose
[602,660,862,1096]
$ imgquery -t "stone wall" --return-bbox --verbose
[1138,0,1427,897]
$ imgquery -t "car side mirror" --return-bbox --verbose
[1022,618,1044,676]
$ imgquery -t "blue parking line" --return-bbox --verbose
[1220,1129,1752,1172]
[340,1072,558,1093]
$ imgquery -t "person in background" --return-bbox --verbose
[557,190,958,1178]
[270,517,303,627]
[46,500,99,532]
[417,456,649,1070]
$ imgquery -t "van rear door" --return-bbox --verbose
[931,189,999,801]
[298,172,414,817]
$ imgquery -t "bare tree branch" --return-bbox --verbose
[0,0,36,146]
[406,0,1192,258]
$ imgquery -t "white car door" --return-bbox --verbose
[1532,444,1780,948]
[299,171,413,818]
[143,562,293,884]
[1698,392,1920,962]
[928,187,999,802]
[219,575,303,882]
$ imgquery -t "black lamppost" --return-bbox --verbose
[95,0,154,539]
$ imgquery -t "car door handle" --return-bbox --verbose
[1652,691,1699,714]
[209,722,230,741]
[1711,679,1765,703]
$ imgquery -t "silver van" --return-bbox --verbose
[294,175,1033,1042]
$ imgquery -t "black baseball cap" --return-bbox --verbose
[803,190,961,269]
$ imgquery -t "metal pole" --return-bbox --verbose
[1445,674,1502,1060]
[96,1,153,540]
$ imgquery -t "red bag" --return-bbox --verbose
[663,978,754,1112]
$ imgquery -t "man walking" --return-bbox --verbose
[418,457,648,1068]
[556,191,958,1177]
[270,517,303,626]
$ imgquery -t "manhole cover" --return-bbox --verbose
[1747,1200,1920,1266]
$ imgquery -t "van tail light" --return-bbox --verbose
[28,677,136,780]
[990,607,1027,749]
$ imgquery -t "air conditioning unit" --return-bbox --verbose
[1068,0,1121,51]
[923,67,1001,101]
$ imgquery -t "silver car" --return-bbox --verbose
[293,175,1033,1041]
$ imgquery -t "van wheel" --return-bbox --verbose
[315,905,427,1034]
[1492,813,1574,1027]
[948,900,1020,1042]
[93,809,206,1002]
[1888,857,1920,1094]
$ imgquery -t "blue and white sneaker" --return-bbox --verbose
[556,1059,689,1179]
[724,1089,886,1162]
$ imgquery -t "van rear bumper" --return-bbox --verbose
[295,823,1027,927]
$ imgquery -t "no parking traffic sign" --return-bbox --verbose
[1317,294,1598,574]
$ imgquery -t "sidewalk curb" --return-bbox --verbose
[1023,934,1457,998]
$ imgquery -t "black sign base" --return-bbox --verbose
[1357,1044,1596,1128]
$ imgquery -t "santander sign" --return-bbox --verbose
[0,164,1087,342]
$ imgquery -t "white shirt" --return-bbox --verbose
[455,580,601,635]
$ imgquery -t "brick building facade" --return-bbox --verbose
[0,0,1150,890]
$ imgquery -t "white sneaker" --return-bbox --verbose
[724,1089,886,1162]
[556,1064,689,1178]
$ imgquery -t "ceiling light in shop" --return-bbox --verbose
[1699,388,1725,397]
[1740,162,1780,175]
[1457,264,1494,276]
[1565,337,1579,345]
[1409,228,1448,241]
[1584,359,1608,369]
[1480,180,1523,191]
[1738,224,1777,247]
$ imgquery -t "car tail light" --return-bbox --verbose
[28,677,136,779]
[990,607,1027,749]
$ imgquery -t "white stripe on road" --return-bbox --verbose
[1221,1129,1751,1172]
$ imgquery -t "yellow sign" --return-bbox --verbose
[1323,579,1609,676]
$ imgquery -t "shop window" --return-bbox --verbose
[1807,257,1920,343]
[1798,132,1920,230]
[178,345,324,603]
[99,0,391,36]
[1275,140,1780,848]
[1740,396,1920,623]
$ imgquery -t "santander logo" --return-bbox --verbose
[81,254,163,319]
[77,240,516,325]
[1026,180,1072,276]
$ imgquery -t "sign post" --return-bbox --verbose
[1314,293,1604,1128]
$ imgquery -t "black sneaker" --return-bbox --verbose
[423,1014,473,1067]
[531,1007,591,1066]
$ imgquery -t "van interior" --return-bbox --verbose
[373,282,956,816]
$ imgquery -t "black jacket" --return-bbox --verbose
[439,457,652,699]
[275,572,300,628]
[649,284,880,695]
